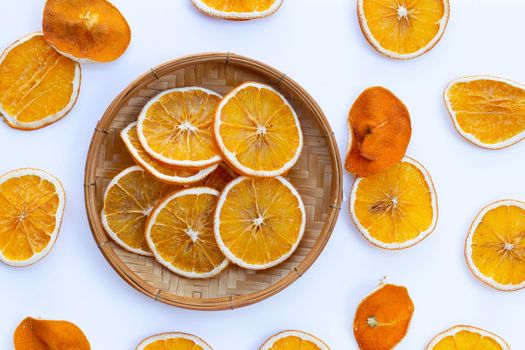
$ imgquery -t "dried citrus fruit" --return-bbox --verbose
[192,0,283,20]
[42,0,131,62]
[259,330,330,350]
[345,87,411,178]
[101,166,173,256]
[136,332,212,350]
[215,82,303,177]
[214,176,305,270]
[199,163,237,191]
[14,317,90,350]
[138,87,222,168]
[358,0,450,59]
[353,283,414,350]
[0,33,80,130]
[121,122,218,185]
[426,325,510,350]
[444,76,525,149]
[465,200,525,291]
[146,187,228,278]
[350,157,437,249]
[0,168,65,266]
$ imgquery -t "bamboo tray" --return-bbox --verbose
[84,53,342,311]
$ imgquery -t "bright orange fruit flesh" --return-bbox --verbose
[446,78,525,148]
[43,0,131,62]
[0,34,79,129]
[201,0,275,12]
[428,327,508,350]
[0,172,62,264]
[216,83,302,176]
[353,284,414,350]
[268,336,322,350]
[147,188,227,277]
[216,177,305,268]
[199,163,237,191]
[14,317,90,350]
[468,202,525,289]
[360,0,448,57]
[142,338,205,350]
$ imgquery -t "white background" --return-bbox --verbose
[1,0,524,349]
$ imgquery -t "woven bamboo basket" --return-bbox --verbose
[84,53,342,311]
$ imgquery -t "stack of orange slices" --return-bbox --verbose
[102,81,306,278]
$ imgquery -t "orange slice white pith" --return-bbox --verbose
[350,157,438,250]
[0,168,65,267]
[214,176,306,270]
[445,76,525,149]
[426,325,510,350]
[146,187,228,279]
[101,166,173,256]
[0,33,81,130]
[192,0,283,20]
[215,82,303,177]
[357,0,450,59]
[121,122,218,184]
[138,87,222,168]
[259,330,330,350]
[465,200,525,291]
[136,332,213,350]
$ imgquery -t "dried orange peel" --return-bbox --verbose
[0,33,80,130]
[42,0,131,62]
[259,330,330,350]
[353,283,414,350]
[136,332,212,350]
[426,325,510,350]
[14,317,90,350]
[444,76,525,149]
[192,0,283,20]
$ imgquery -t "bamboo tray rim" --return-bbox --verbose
[84,52,343,311]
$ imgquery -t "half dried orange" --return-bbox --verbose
[43,0,131,62]
[14,317,90,350]
[350,157,438,249]
[214,176,305,270]
[136,332,212,350]
[101,166,173,256]
[426,325,510,350]
[215,82,303,177]
[146,187,228,278]
[353,283,414,350]
[0,33,80,130]
[192,0,283,20]
[358,0,450,59]
[121,122,218,185]
[445,76,525,149]
[465,200,525,291]
[259,330,330,350]
[0,168,65,266]
[138,87,222,168]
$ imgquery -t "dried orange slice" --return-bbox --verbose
[350,157,438,249]
[192,0,283,20]
[138,87,222,168]
[14,317,90,350]
[444,76,525,149]
[199,163,237,191]
[0,33,80,130]
[426,325,510,350]
[358,0,450,59]
[0,168,65,267]
[214,176,305,270]
[215,82,303,177]
[353,283,414,350]
[42,0,131,62]
[136,332,212,350]
[465,200,525,291]
[146,187,228,278]
[121,122,218,185]
[259,330,330,350]
[101,166,173,256]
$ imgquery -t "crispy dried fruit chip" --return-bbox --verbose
[14,317,90,350]
[259,330,330,350]
[136,332,212,350]
[353,283,414,350]
[345,87,411,177]
[426,325,510,350]
[43,0,131,62]
[192,0,283,20]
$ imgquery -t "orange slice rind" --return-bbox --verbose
[192,0,283,20]
[136,332,212,350]
[426,325,510,350]
[259,330,330,350]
